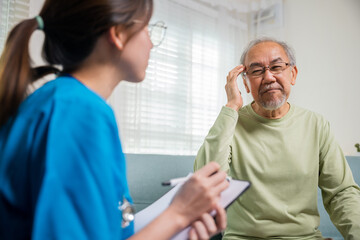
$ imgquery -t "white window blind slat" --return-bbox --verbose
[0,0,30,54]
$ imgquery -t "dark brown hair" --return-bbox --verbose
[0,0,153,126]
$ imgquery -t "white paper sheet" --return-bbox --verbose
[134,176,250,239]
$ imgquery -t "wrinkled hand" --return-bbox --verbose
[188,203,227,240]
[225,65,245,111]
[169,162,229,227]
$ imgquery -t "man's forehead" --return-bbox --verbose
[245,41,288,65]
[249,57,284,67]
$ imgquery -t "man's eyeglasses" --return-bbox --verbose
[244,62,290,78]
[148,21,167,47]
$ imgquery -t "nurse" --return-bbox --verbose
[0,0,229,239]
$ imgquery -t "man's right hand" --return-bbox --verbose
[225,65,245,111]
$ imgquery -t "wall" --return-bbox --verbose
[29,0,45,66]
[259,0,360,155]
[288,0,360,156]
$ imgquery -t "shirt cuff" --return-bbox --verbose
[221,106,239,121]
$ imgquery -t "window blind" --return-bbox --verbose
[0,0,30,53]
[109,0,248,155]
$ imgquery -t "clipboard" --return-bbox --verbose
[134,177,250,240]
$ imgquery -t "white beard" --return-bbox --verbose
[246,79,287,111]
[258,83,286,110]
[260,93,286,110]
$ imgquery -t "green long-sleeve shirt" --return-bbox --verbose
[194,104,360,240]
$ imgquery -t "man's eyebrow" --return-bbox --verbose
[270,57,283,63]
[249,62,263,68]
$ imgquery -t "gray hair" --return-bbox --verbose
[240,37,296,66]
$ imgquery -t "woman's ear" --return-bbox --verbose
[108,25,128,51]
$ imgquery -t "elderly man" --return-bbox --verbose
[194,38,360,239]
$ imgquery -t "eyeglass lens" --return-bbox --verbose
[149,21,167,47]
[248,62,288,77]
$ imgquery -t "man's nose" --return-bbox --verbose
[262,68,276,83]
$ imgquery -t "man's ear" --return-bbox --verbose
[290,65,298,85]
[108,25,127,51]
[243,77,251,93]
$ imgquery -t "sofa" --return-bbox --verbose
[126,154,360,239]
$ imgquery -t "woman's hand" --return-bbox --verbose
[129,163,228,240]
[225,65,245,111]
[188,203,227,240]
[169,162,229,228]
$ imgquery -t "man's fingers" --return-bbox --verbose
[233,64,245,71]
[227,65,245,82]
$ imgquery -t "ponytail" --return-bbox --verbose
[0,18,59,126]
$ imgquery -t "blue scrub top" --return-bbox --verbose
[0,76,134,239]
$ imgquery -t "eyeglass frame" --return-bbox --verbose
[243,61,291,79]
[148,21,167,47]
[131,20,167,47]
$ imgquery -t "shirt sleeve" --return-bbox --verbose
[31,99,133,240]
[318,120,360,239]
[194,106,238,173]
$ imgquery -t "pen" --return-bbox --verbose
[161,176,188,186]
[162,175,232,187]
